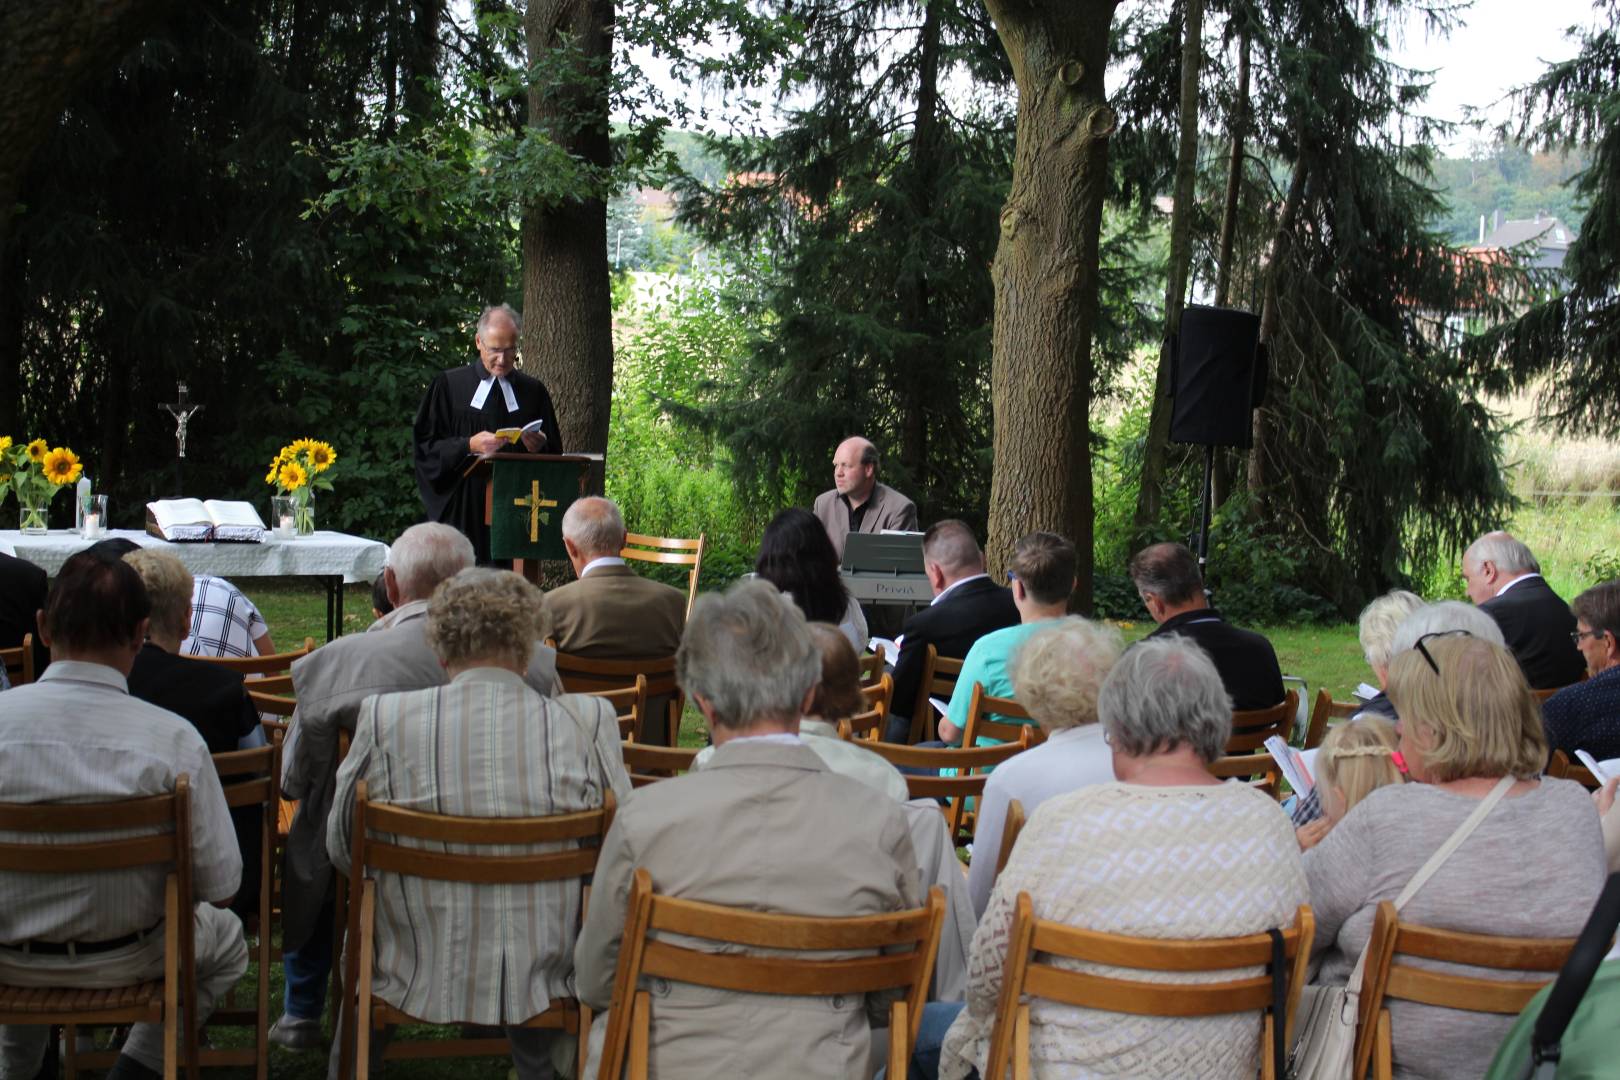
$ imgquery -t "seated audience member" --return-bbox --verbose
[1462,531,1585,689]
[886,521,1020,743]
[1305,634,1606,1080]
[1353,589,1424,720]
[574,580,924,1079]
[939,531,1075,746]
[123,549,264,919]
[0,549,48,676]
[327,568,631,1080]
[1130,541,1284,711]
[923,636,1306,1080]
[1387,599,1505,657]
[693,622,906,800]
[1295,717,1403,850]
[274,523,559,1050]
[0,551,247,1080]
[1542,579,1620,761]
[370,572,393,621]
[546,496,686,743]
[965,616,1122,919]
[184,573,275,659]
[756,507,867,652]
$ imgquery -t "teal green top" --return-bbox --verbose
[942,618,1056,744]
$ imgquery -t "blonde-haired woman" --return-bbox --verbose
[1305,633,1606,1080]
[1297,718,1404,849]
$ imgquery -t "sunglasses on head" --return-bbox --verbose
[1414,629,1473,675]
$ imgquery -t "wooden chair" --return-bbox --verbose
[0,633,37,687]
[961,682,1046,749]
[1354,899,1577,1080]
[983,894,1315,1080]
[1205,755,1282,799]
[0,778,200,1080]
[620,743,701,788]
[595,869,946,1080]
[994,798,1027,883]
[189,636,316,696]
[620,531,705,620]
[1305,688,1360,749]
[1226,689,1299,754]
[838,706,886,742]
[1546,749,1602,790]
[1532,685,1561,706]
[588,674,646,741]
[864,671,894,717]
[858,652,886,688]
[340,781,618,1080]
[858,734,1032,846]
[555,652,684,746]
[909,646,965,744]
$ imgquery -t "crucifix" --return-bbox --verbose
[513,480,558,543]
[160,382,204,494]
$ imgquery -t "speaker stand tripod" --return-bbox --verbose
[1196,443,1216,598]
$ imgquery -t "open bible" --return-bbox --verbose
[146,499,268,543]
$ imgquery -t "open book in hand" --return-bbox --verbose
[494,418,546,444]
[146,499,267,543]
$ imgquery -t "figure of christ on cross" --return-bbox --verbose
[514,480,558,543]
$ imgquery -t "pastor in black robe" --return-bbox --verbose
[412,360,563,563]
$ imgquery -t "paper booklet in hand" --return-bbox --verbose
[146,499,268,543]
[494,418,546,444]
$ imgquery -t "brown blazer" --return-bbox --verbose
[813,481,918,561]
[546,562,686,659]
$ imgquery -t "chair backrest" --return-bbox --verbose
[983,893,1315,1080]
[0,633,36,687]
[620,532,705,621]
[588,674,646,741]
[858,735,1031,845]
[863,673,894,718]
[1546,750,1601,791]
[962,682,1046,749]
[1226,689,1299,754]
[620,743,701,788]
[1356,899,1576,1080]
[250,692,297,721]
[857,653,886,688]
[1305,688,1360,750]
[0,774,193,879]
[555,651,680,704]
[189,637,315,679]
[1205,755,1282,799]
[838,707,886,743]
[994,798,1027,882]
[909,646,965,743]
[596,868,945,1080]
[1532,686,1560,706]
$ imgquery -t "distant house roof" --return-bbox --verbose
[1474,213,1576,272]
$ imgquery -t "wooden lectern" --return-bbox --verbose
[469,452,603,582]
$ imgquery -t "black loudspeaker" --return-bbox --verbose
[1169,305,1266,448]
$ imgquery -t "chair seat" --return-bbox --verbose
[0,980,164,1018]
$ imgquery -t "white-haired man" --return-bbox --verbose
[546,497,685,740]
[273,523,560,1050]
[413,304,563,563]
[574,580,924,1078]
[1462,531,1584,689]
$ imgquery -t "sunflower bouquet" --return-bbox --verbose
[265,438,337,536]
[0,436,83,532]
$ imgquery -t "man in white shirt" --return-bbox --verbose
[0,551,247,1080]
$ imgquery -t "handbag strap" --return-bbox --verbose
[1346,775,1517,992]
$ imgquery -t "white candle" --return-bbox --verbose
[280,514,295,536]
[82,513,101,538]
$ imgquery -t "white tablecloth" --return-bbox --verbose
[0,528,389,583]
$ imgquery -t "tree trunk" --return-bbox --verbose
[1130,0,1203,545]
[521,0,615,458]
[1210,25,1249,509]
[982,0,1120,614]
[898,0,943,499]
[1248,156,1308,498]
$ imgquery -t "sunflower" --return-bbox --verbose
[25,439,47,462]
[307,441,337,472]
[0,436,11,454]
[289,438,319,457]
[278,460,308,490]
[41,447,82,486]
[265,459,283,484]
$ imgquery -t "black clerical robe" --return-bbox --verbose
[413,361,563,563]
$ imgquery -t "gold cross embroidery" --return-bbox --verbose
[513,480,558,543]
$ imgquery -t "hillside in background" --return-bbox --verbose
[1431,141,1588,244]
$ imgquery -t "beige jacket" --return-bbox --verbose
[545,563,686,659]
[574,739,924,1079]
[812,482,918,561]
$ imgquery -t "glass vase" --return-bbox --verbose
[294,490,315,537]
[18,500,48,535]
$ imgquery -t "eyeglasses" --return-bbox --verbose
[481,345,519,357]
[1414,629,1473,674]
[1572,628,1607,646]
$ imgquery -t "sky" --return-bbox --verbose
[1388,0,1599,153]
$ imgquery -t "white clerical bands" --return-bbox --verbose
[470,376,520,413]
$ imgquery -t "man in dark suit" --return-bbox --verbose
[1130,542,1284,712]
[0,550,49,677]
[1463,531,1585,690]
[883,520,1019,742]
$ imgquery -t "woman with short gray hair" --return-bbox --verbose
[932,634,1306,1079]
[1354,588,1424,719]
